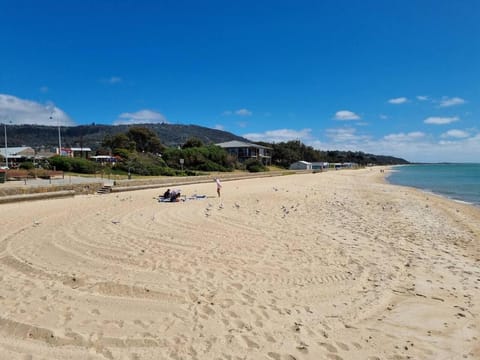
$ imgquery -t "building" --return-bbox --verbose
[56,147,92,158]
[0,146,36,167]
[289,161,312,170]
[216,140,272,165]
[311,162,329,170]
[90,155,118,165]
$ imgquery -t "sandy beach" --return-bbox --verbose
[0,168,479,360]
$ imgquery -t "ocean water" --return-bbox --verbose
[387,163,480,206]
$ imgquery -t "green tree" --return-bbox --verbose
[162,145,234,172]
[182,137,204,149]
[103,133,130,154]
[126,126,164,153]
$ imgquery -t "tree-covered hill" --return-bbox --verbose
[3,124,409,165]
[4,123,248,150]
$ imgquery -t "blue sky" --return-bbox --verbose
[0,0,478,162]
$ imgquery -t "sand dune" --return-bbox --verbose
[0,168,479,359]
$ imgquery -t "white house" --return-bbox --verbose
[289,161,312,170]
[216,140,272,165]
[311,162,329,170]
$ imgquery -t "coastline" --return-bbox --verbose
[0,168,478,359]
[385,163,480,208]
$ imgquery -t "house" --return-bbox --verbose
[216,140,272,165]
[90,155,118,165]
[0,146,36,167]
[56,147,92,158]
[289,161,312,170]
[311,162,329,170]
[333,162,358,169]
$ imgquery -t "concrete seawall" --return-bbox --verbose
[0,170,312,203]
[0,182,104,204]
[111,171,297,193]
[0,190,76,204]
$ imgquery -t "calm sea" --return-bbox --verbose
[387,164,480,206]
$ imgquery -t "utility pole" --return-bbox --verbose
[3,122,8,168]
[51,111,62,156]
[57,117,62,156]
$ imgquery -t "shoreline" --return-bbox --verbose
[385,163,480,208]
[0,168,478,359]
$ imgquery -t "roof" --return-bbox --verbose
[0,146,35,157]
[69,147,92,151]
[216,140,271,149]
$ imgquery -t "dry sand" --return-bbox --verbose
[0,168,479,360]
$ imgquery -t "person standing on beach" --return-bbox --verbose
[215,178,222,197]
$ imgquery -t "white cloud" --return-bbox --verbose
[113,109,168,125]
[0,94,75,126]
[416,95,429,101]
[214,124,225,130]
[326,127,367,142]
[241,125,480,162]
[319,130,480,162]
[334,110,360,121]
[439,96,466,107]
[326,128,356,142]
[243,128,312,143]
[388,97,408,104]
[235,108,252,116]
[440,129,469,139]
[222,108,252,116]
[375,136,479,163]
[424,116,459,125]
[383,131,425,142]
[379,114,388,120]
[102,76,123,84]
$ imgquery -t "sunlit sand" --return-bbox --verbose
[0,168,479,359]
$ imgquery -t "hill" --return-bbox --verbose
[3,123,409,165]
[4,123,248,150]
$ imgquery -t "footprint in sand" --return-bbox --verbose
[319,342,338,353]
[352,342,362,349]
[231,283,243,290]
[201,304,215,316]
[327,355,344,360]
[336,341,349,351]
[241,335,259,349]
[264,331,276,343]
[227,310,239,318]
[267,352,281,360]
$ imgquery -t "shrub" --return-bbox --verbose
[48,156,100,174]
[20,162,34,170]
[162,145,234,172]
[244,159,268,172]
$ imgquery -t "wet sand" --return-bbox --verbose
[0,168,479,359]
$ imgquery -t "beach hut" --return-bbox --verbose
[311,162,329,170]
[289,161,312,170]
